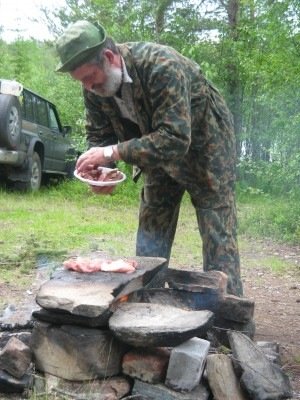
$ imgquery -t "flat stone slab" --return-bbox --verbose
[32,307,111,328]
[36,256,166,320]
[109,303,214,347]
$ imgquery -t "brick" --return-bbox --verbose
[122,348,170,383]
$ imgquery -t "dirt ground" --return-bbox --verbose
[0,237,299,399]
[241,238,300,399]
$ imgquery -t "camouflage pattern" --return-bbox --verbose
[83,42,243,296]
[135,168,242,296]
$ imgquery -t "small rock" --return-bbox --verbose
[0,368,33,394]
[0,337,32,379]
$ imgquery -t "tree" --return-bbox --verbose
[35,0,300,193]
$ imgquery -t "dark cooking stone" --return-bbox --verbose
[109,302,214,347]
[36,256,167,319]
[32,307,112,328]
[128,287,221,312]
[166,269,227,295]
[217,294,255,323]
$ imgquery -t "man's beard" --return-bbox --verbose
[91,60,122,97]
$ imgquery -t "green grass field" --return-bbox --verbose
[0,178,299,286]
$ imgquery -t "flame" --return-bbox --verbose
[118,295,129,303]
[110,294,129,312]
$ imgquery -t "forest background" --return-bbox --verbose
[0,0,299,244]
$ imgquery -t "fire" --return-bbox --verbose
[119,295,129,303]
[110,294,129,312]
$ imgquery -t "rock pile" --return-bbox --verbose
[0,254,294,399]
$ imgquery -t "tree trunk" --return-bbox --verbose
[224,0,243,158]
[155,0,174,41]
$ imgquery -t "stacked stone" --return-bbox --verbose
[0,257,293,399]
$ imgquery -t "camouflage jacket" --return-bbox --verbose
[83,42,236,200]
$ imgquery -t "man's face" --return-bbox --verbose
[71,58,122,97]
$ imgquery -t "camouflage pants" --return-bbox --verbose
[136,168,243,297]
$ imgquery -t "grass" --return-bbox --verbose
[0,182,138,279]
[0,179,299,288]
[0,179,191,296]
[261,256,294,274]
[237,190,300,243]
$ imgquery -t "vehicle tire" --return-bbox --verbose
[14,152,42,191]
[0,94,22,149]
[66,159,76,179]
[65,150,77,179]
[27,152,42,191]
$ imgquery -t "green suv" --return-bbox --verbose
[0,79,77,190]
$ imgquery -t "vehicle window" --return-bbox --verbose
[49,106,60,132]
[22,91,34,122]
[36,97,49,127]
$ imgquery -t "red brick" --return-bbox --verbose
[122,348,170,383]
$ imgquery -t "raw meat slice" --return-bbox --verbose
[63,257,137,274]
[101,259,137,273]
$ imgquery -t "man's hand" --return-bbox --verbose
[76,145,120,173]
[76,147,106,173]
[76,146,121,196]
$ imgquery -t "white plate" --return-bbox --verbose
[74,168,126,186]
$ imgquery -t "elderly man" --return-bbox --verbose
[56,20,243,296]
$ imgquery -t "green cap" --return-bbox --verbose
[56,20,106,72]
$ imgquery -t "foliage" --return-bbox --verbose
[238,155,300,196]
[237,188,300,243]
